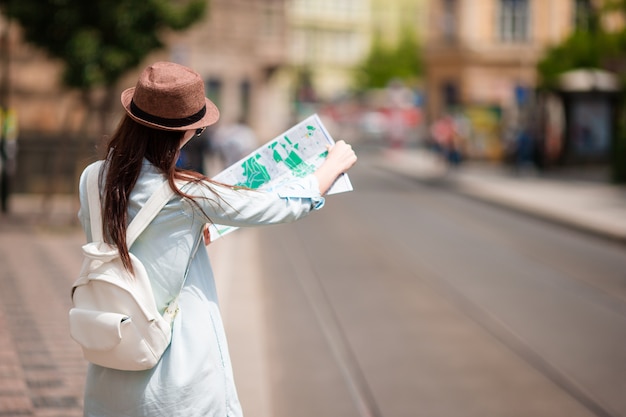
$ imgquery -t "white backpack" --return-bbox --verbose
[69,162,193,371]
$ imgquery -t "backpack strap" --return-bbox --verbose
[126,180,176,249]
[85,161,176,247]
[86,161,105,243]
[86,162,203,317]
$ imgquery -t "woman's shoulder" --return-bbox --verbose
[81,160,104,177]
[78,160,104,191]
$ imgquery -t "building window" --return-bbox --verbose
[574,0,595,32]
[329,31,358,65]
[499,0,530,42]
[240,80,251,122]
[442,81,459,109]
[442,0,457,43]
[261,6,280,38]
[206,78,222,108]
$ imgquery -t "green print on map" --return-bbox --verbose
[270,135,316,178]
[237,154,271,189]
[208,115,350,241]
[235,124,325,189]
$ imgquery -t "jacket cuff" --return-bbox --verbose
[276,175,325,210]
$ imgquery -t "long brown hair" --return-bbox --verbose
[100,115,217,273]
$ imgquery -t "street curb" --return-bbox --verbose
[449,182,626,246]
[374,155,626,246]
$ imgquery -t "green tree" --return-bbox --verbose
[537,31,611,89]
[355,27,422,90]
[0,0,207,205]
[0,0,207,133]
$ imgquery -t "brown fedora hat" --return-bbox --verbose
[121,61,219,131]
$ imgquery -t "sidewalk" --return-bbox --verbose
[376,148,626,244]
[0,193,80,233]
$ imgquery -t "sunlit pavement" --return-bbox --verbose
[0,221,86,417]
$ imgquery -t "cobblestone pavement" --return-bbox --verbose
[0,209,87,417]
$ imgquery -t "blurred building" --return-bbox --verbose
[0,15,85,136]
[423,0,595,159]
[2,0,432,142]
[287,0,428,102]
[2,1,294,192]
[5,0,614,191]
[371,0,429,45]
[1,1,291,139]
[175,0,427,135]
[0,14,91,194]
[164,0,290,140]
[287,0,371,108]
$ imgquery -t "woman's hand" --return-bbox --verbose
[314,140,357,195]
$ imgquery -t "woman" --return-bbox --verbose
[77,61,357,417]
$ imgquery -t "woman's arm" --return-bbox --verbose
[313,140,357,195]
[187,140,356,232]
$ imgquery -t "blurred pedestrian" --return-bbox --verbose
[513,127,536,173]
[0,108,18,213]
[385,79,414,149]
[176,123,211,174]
[76,61,357,417]
[430,114,463,166]
[212,117,258,168]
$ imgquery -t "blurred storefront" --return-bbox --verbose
[555,69,621,164]
[422,0,584,160]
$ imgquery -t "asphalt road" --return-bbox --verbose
[216,148,626,417]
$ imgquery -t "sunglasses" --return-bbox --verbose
[195,127,206,137]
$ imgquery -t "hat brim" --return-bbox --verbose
[121,87,220,132]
